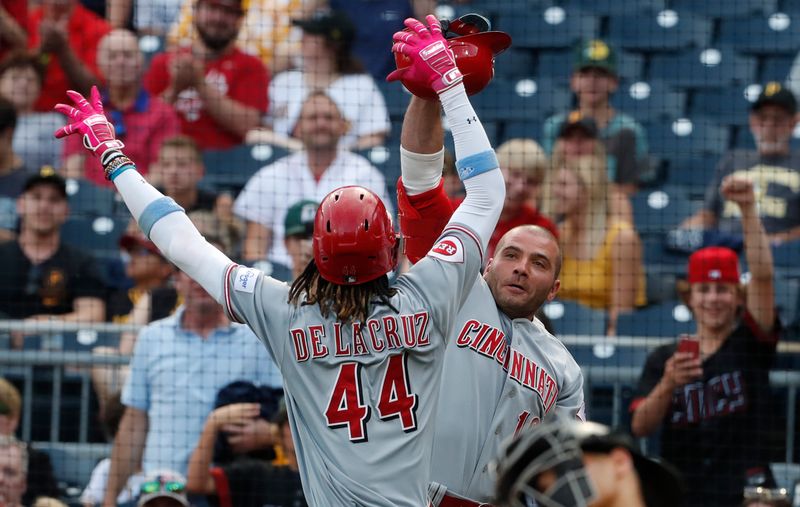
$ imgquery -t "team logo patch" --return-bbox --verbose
[234,267,261,293]
[428,236,464,263]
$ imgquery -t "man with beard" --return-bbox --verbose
[144,0,268,149]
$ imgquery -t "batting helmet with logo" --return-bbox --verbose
[313,186,398,285]
[393,13,512,100]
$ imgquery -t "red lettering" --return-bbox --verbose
[470,324,491,350]
[536,368,547,395]
[352,322,369,356]
[309,325,328,359]
[543,376,558,412]
[456,319,481,347]
[415,312,430,346]
[401,315,416,348]
[383,316,402,349]
[333,323,351,357]
[290,328,309,362]
[496,340,509,368]
[477,327,506,357]
[509,349,524,382]
[367,319,385,352]
[523,358,539,390]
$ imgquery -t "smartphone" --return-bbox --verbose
[677,334,700,360]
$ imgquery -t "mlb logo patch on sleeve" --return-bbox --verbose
[428,236,464,263]
[234,267,261,293]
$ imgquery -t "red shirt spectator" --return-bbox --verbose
[27,1,110,111]
[144,47,269,150]
[63,90,180,186]
[0,0,28,61]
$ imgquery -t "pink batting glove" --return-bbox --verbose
[54,86,125,164]
[386,15,463,95]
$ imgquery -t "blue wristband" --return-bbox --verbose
[109,164,135,181]
[139,197,185,239]
[455,150,499,181]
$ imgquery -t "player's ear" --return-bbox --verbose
[547,278,560,301]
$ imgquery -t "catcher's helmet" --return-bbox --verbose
[313,186,398,285]
[493,419,686,507]
[393,13,512,100]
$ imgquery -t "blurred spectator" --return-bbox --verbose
[0,435,27,507]
[0,168,106,342]
[107,0,183,36]
[167,0,311,73]
[103,267,282,505]
[0,1,28,62]
[32,498,68,507]
[92,232,178,410]
[682,83,800,246]
[234,91,390,273]
[631,176,781,507]
[144,0,269,150]
[0,97,33,242]
[280,199,317,283]
[63,29,180,186]
[136,470,190,507]
[27,0,111,111]
[187,405,306,507]
[542,39,648,196]
[149,135,243,256]
[328,0,434,81]
[80,393,145,506]
[0,378,61,506]
[550,113,633,223]
[541,153,646,335]
[0,52,64,171]
[248,10,390,151]
[441,148,463,200]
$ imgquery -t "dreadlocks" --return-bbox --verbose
[288,260,398,323]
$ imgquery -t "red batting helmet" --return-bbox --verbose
[393,15,512,100]
[313,186,398,285]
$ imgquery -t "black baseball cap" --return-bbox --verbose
[752,82,798,114]
[293,10,355,47]
[558,111,599,138]
[23,166,67,198]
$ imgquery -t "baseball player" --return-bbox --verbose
[393,95,585,505]
[53,15,505,507]
[492,418,686,507]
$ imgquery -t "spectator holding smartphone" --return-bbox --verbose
[630,175,782,507]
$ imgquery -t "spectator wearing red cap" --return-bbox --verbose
[630,175,781,507]
[144,0,269,149]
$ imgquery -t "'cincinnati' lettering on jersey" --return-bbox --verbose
[290,312,431,362]
[455,319,559,411]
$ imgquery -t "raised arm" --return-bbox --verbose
[54,87,232,304]
[389,16,504,254]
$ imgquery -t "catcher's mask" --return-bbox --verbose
[313,186,398,285]
[393,13,512,100]
[492,419,686,507]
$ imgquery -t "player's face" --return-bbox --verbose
[17,185,68,235]
[0,446,26,507]
[195,0,243,51]
[0,66,41,111]
[502,166,541,212]
[571,68,617,106]
[750,104,796,156]
[294,95,348,150]
[689,282,741,333]
[549,168,583,216]
[484,227,560,320]
[98,30,144,87]
[154,146,204,194]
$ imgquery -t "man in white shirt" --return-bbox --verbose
[234,90,391,275]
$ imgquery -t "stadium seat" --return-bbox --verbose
[663,154,720,196]
[60,215,128,258]
[631,185,698,234]
[542,300,607,337]
[37,442,111,489]
[65,178,118,219]
[649,48,757,89]
[647,117,731,158]
[615,301,695,338]
[493,47,536,80]
[436,0,554,21]
[718,16,800,54]
[202,143,289,193]
[689,86,756,126]
[356,144,402,210]
[562,0,664,16]
[760,55,795,82]
[538,48,644,83]
[500,120,543,144]
[610,80,687,123]
[377,81,413,120]
[469,78,572,122]
[774,274,800,328]
[496,7,598,49]
[772,240,800,276]
[641,234,691,274]
[669,0,777,18]
[607,12,712,52]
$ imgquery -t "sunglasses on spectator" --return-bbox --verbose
[140,480,186,495]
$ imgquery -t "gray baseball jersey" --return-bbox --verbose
[221,225,484,507]
[431,277,585,501]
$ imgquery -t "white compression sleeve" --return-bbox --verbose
[399,146,444,195]
[112,168,231,304]
[438,83,492,161]
[449,170,505,254]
